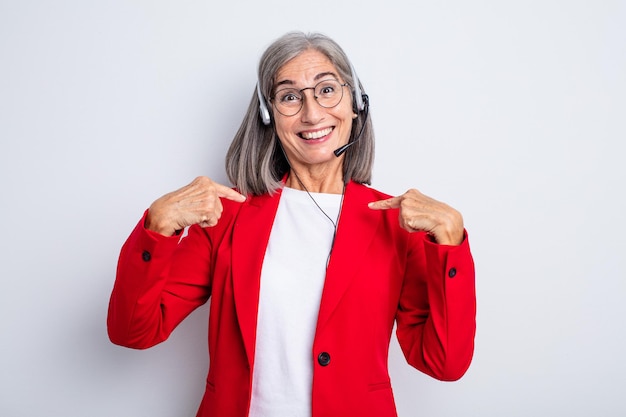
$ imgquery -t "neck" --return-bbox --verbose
[286,167,345,194]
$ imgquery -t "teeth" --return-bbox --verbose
[301,127,333,140]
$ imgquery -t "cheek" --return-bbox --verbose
[337,99,356,123]
[272,117,291,138]
[336,107,355,131]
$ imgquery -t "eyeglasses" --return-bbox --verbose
[271,79,348,117]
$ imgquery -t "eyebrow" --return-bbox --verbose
[274,71,340,89]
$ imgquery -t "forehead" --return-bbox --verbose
[274,49,339,86]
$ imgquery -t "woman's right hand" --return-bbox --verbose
[145,176,246,236]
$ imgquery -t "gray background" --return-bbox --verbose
[1,0,624,416]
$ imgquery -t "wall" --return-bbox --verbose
[1,1,624,416]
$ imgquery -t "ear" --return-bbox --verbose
[352,112,358,119]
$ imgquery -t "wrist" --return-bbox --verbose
[145,209,176,236]
[437,211,464,245]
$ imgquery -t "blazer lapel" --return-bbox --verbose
[231,190,282,368]
[315,182,381,333]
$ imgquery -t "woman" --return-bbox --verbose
[108,31,476,417]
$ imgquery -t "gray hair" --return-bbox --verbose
[225,31,374,196]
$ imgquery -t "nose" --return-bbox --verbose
[300,90,324,124]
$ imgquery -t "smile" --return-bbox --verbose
[299,127,333,140]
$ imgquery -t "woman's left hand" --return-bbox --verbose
[368,188,464,246]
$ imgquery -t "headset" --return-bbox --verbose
[257,82,272,125]
[257,61,366,126]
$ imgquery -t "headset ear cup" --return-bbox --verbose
[257,83,271,125]
[351,91,366,114]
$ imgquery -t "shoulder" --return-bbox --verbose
[217,188,281,225]
[186,189,280,247]
[344,181,398,225]
[347,181,393,202]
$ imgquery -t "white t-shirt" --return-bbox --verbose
[248,187,342,417]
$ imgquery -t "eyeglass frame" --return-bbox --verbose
[270,79,350,117]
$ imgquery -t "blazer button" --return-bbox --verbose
[448,267,457,278]
[318,352,331,366]
[142,250,152,262]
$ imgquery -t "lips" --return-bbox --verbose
[299,127,333,140]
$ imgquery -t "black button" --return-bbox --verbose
[142,250,151,262]
[448,267,457,278]
[318,352,331,366]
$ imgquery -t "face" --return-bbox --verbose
[271,49,355,174]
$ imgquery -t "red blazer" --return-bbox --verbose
[107,181,476,417]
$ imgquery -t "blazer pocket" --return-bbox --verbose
[368,380,392,392]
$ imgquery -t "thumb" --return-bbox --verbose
[368,196,401,210]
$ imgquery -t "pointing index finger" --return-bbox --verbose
[368,196,401,210]
[216,184,247,203]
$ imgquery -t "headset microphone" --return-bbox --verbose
[333,93,369,157]
[333,63,368,157]
[333,142,354,158]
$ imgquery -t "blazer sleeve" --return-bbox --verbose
[107,211,213,349]
[395,231,476,381]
